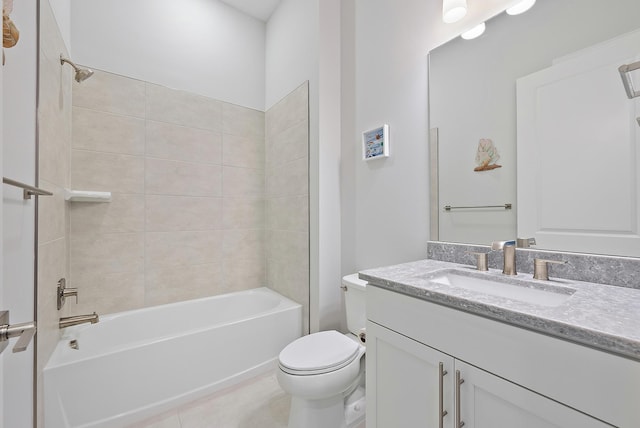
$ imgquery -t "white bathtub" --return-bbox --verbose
[44,287,301,428]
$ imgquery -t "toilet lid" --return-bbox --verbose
[279,330,361,375]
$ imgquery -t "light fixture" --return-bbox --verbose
[443,0,467,24]
[506,0,536,16]
[461,22,486,40]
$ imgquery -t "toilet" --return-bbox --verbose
[277,274,367,428]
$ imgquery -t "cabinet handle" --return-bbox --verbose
[455,370,465,427]
[439,362,448,428]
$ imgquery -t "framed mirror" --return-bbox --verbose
[429,0,640,257]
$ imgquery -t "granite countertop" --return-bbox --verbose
[359,259,640,362]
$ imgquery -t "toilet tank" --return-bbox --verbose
[342,274,367,335]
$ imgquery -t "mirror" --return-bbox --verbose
[429,0,640,257]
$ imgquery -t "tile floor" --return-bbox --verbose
[128,371,290,428]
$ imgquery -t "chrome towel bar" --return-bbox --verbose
[619,60,640,99]
[3,177,53,199]
[444,203,512,211]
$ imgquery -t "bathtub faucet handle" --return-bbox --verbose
[57,278,78,310]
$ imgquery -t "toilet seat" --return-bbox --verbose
[279,330,362,375]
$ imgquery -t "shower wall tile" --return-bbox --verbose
[145,230,223,271]
[146,120,222,164]
[223,197,265,230]
[265,82,309,139]
[266,157,308,198]
[37,237,66,368]
[72,107,145,155]
[70,194,145,236]
[72,70,146,118]
[266,119,309,169]
[39,51,72,187]
[223,166,265,196]
[73,270,145,315]
[37,181,67,244]
[145,158,222,197]
[146,195,222,232]
[266,196,308,233]
[71,150,145,194]
[266,229,309,333]
[37,3,73,425]
[265,82,310,334]
[70,233,144,276]
[223,260,267,294]
[223,134,265,169]
[223,230,266,292]
[223,229,265,262]
[69,68,272,314]
[39,0,68,65]
[36,236,67,428]
[223,103,265,139]
[145,263,224,306]
[146,83,222,131]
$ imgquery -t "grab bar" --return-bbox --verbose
[444,203,512,211]
[619,61,640,99]
[3,177,53,199]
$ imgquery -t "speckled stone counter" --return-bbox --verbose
[359,259,640,361]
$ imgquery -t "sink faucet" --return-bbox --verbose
[491,240,517,275]
[59,312,99,329]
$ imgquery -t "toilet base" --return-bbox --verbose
[287,385,366,428]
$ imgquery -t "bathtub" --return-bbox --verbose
[44,287,301,428]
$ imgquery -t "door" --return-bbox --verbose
[2,0,39,427]
[456,360,610,428]
[517,29,640,256]
[366,321,455,428]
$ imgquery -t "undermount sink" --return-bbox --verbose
[427,270,576,307]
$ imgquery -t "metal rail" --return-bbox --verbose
[3,177,53,199]
[619,61,640,99]
[444,203,511,211]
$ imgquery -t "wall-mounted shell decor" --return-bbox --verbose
[474,138,502,171]
[3,0,19,65]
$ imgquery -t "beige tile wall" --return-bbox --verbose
[69,70,266,314]
[37,2,73,426]
[265,83,310,334]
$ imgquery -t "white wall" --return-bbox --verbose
[2,0,38,426]
[265,0,317,111]
[49,0,71,53]
[70,0,266,110]
[348,0,514,272]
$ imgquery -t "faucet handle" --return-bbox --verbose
[516,237,536,248]
[533,259,567,281]
[465,251,488,271]
[57,278,78,310]
[0,311,37,354]
[491,240,516,250]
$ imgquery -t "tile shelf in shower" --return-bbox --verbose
[64,189,112,202]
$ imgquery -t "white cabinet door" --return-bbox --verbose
[366,321,455,428]
[456,360,610,428]
[517,29,640,256]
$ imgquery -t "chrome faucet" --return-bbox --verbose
[491,240,517,275]
[59,312,99,329]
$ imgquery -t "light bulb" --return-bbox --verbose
[461,22,486,40]
[443,0,468,24]
[506,0,536,16]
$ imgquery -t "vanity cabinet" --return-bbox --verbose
[366,285,640,427]
[367,322,608,428]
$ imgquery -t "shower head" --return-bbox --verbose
[59,55,94,83]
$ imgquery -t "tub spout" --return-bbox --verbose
[59,312,99,329]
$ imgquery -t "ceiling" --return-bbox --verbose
[218,0,282,21]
